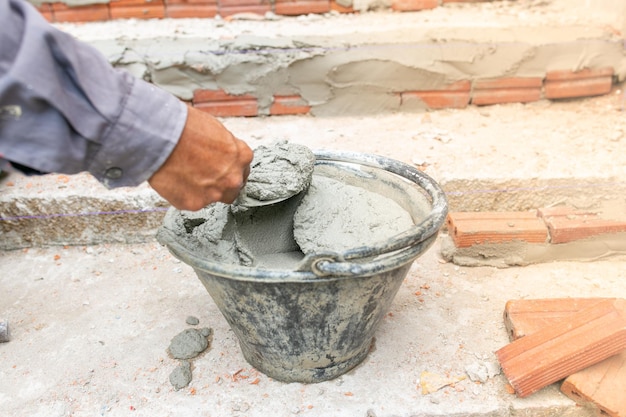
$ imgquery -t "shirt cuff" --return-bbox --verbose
[88,74,188,188]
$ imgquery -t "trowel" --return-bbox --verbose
[232,141,316,208]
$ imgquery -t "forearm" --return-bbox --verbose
[0,0,187,187]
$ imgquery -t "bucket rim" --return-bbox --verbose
[158,150,448,280]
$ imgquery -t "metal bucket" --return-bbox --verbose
[157,151,448,383]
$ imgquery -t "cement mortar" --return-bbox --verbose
[159,142,417,269]
[441,232,626,268]
[240,141,315,203]
[294,175,414,254]
[167,328,211,360]
[53,1,626,116]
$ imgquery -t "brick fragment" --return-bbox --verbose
[544,68,614,99]
[496,299,626,398]
[471,77,542,106]
[391,0,438,11]
[538,205,626,244]
[270,95,311,115]
[446,211,548,248]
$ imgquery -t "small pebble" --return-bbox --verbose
[185,316,199,326]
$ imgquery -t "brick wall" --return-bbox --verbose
[190,68,614,117]
[34,0,495,22]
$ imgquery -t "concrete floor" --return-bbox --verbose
[3,236,624,417]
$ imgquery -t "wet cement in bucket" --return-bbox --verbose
[160,141,415,268]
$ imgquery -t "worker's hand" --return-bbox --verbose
[148,105,253,211]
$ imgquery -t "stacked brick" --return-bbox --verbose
[190,67,614,117]
[447,204,626,249]
[501,298,626,416]
[34,0,516,23]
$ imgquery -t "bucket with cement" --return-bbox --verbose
[157,150,448,383]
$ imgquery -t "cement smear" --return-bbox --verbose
[441,232,626,268]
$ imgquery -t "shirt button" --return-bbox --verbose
[104,167,123,179]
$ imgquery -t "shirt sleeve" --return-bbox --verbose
[0,0,188,188]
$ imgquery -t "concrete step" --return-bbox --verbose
[2,92,626,249]
[52,0,626,116]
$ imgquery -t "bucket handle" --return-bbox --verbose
[301,234,439,277]
[311,150,448,262]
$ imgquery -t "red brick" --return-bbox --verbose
[192,89,256,104]
[274,0,330,15]
[471,77,542,106]
[194,100,258,117]
[474,77,543,90]
[402,91,470,109]
[218,0,267,6]
[110,5,165,18]
[446,211,548,248]
[166,3,218,17]
[401,80,471,109]
[561,353,626,417]
[166,0,217,4]
[545,77,613,99]
[538,205,626,244]
[110,0,163,6]
[472,88,541,106]
[270,95,311,115]
[51,3,110,22]
[504,298,626,416]
[391,0,438,11]
[504,298,615,341]
[218,4,271,16]
[496,299,626,398]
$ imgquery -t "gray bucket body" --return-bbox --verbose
[158,151,447,383]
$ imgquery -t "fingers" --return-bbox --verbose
[148,107,253,211]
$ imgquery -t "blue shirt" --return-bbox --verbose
[0,0,187,188]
